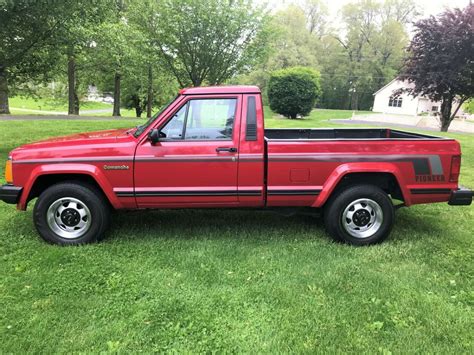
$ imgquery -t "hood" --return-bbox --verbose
[19,128,131,148]
[10,128,136,161]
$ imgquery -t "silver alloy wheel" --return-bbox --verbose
[341,198,383,239]
[46,197,92,239]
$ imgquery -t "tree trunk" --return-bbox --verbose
[440,96,453,132]
[192,76,202,87]
[113,71,121,117]
[0,66,10,114]
[135,106,142,118]
[132,94,142,118]
[146,64,153,118]
[67,47,79,115]
[350,91,359,111]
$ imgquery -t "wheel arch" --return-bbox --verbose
[19,164,122,210]
[313,163,410,207]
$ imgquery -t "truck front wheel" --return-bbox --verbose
[33,182,110,245]
[324,184,394,246]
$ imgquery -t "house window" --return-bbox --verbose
[432,106,438,112]
[388,96,402,108]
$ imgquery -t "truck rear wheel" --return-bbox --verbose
[33,182,110,245]
[324,184,394,246]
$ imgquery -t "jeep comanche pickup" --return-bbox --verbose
[1,86,472,245]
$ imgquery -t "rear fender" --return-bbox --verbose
[18,164,122,210]
[312,162,410,207]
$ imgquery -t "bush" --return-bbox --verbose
[463,99,474,114]
[268,67,321,119]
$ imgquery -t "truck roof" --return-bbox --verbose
[180,85,261,95]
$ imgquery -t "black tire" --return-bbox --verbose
[33,182,111,245]
[324,184,394,246]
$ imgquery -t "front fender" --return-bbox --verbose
[18,164,123,210]
[311,162,410,208]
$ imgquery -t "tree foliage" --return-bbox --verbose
[327,0,413,110]
[401,3,474,131]
[0,0,80,113]
[3,0,468,121]
[138,0,269,87]
[88,9,144,116]
[268,67,321,119]
[236,0,414,111]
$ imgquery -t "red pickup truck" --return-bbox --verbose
[1,86,472,245]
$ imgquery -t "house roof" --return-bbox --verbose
[373,77,400,96]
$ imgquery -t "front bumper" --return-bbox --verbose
[448,187,473,206]
[0,184,23,204]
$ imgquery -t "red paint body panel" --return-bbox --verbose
[6,86,465,212]
[266,139,460,207]
[11,129,137,210]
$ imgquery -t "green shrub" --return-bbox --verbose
[268,67,321,119]
[463,99,474,114]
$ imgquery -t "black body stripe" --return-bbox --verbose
[135,157,234,162]
[116,190,262,197]
[268,189,321,196]
[116,189,321,197]
[410,188,451,195]
[268,156,439,176]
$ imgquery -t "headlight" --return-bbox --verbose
[5,156,13,184]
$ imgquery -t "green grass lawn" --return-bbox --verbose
[0,113,473,352]
[9,96,113,111]
[265,108,374,128]
[9,96,137,117]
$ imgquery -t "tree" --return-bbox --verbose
[0,0,77,114]
[236,0,413,110]
[401,4,474,131]
[267,5,320,70]
[139,0,269,87]
[329,0,414,110]
[59,1,113,115]
[90,17,143,117]
[303,0,328,38]
[268,67,321,119]
[233,5,319,98]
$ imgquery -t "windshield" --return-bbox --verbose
[133,95,179,137]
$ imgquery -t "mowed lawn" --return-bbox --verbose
[8,96,137,117]
[0,110,473,353]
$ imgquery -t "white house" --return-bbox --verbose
[372,78,443,116]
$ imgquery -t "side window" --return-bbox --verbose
[160,105,187,139]
[160,98,237,140]
[185,99,237,140]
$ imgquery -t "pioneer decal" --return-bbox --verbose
[415,174,445,182]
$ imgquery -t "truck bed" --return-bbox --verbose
[264,128,446,140]
[263,127,459,208]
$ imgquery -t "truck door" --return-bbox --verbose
[134,95,242,208]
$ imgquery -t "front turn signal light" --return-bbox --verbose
[5,158,13,184]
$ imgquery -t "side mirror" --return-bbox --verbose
[148,128,160,145]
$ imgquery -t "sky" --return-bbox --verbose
[266,0,471,18]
